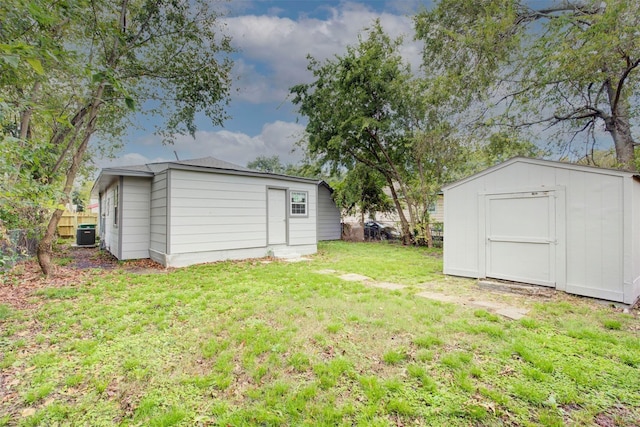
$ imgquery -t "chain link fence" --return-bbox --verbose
[0,229,39,271]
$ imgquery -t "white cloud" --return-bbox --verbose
[225,3,422,104]
[171,121,306,166]
[94,152,169,169]
[101,121,307,169]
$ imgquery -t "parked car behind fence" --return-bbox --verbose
[364,221,400,241]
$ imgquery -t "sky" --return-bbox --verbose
[94,0,427,170]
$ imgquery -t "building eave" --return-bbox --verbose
[91,169,154,197]
[165,162,320,184]
[443,156,640,191]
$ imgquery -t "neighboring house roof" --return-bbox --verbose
[91,156,329,196]
[443,156,640,191]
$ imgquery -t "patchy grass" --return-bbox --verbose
[1,241,638,426]
[0,303,11,320]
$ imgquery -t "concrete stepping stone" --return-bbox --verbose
[369,282,406,290]
[416,291,529,320]
[332,273,530,321]
[415,291,460,303]
[495,307,529,320]
[467,300,505,310]
[339,273,372,282]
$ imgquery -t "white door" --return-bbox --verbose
[485,192,556,287]
[267,188,287,245]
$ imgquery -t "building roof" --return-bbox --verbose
[91,156,327,196]
[443,157,640,191]
[109,163,154,173]
[174,156,254,171]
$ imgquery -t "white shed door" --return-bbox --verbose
[485,192,556,287]
[268,188,287,245]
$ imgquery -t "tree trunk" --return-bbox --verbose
[423,210,433,248]
[37,129,94,275]
[606,115,636,171]
[37,86,105,275]
[19,82,41,140]
[385,178,413,245]
[605,84,636,171]
[36,208,64,275]
[397,180,416,234]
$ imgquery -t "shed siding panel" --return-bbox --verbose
[317,185,341,240]
[565,171,623,294]
[150,172,168,253]
[168,170,317,255]
[566,170,587,286]
[630,180,640,303]
[120,177,151,260]
[443,180,480,277]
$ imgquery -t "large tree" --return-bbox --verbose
[415,0,640,170]
[397,76,470,246]
[247,155,288,174]
[332,164,393,225]
[1,0,234,274]
[291,21,417,243]
[247,154,326,179]
[1,0,76,235]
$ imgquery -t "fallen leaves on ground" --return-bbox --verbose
[0,245,165,310]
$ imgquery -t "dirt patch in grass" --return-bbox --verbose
[60,244,164,273]
[0,245,164,310]
[594,404,640,426]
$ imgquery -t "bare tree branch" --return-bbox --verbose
[515,4,602,26]
[612,57,640,113]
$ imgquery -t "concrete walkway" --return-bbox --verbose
[317,270,529,320]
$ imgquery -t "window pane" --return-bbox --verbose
[291,191,307,215]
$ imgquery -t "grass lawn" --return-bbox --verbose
[1,241,639,426]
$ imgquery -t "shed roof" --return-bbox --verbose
[443,157,640,191]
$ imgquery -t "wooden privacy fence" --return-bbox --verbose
[57,212,98,238]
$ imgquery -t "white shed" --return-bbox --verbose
[443,157,640,304]
[91,157,340,268]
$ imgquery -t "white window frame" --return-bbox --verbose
[113,185,119,227]
[290,190,308,217]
